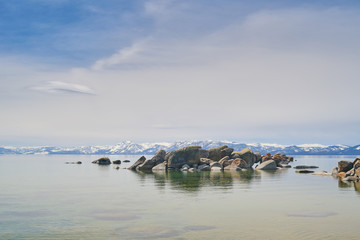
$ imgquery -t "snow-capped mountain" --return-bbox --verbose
[1,141,359,155]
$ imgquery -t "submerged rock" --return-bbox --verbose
[312,171,332,176]
[296,170,315,174]
[123,160,131,163]
[293,165,319,169]
[113,160,121,164]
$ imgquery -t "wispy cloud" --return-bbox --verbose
[30,81,95,95]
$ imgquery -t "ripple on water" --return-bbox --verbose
[287,211,338,218]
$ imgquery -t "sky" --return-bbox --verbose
[1,0,360,146]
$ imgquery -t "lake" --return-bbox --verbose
[0,154,359,240]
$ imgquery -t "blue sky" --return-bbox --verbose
[1,0,360,146]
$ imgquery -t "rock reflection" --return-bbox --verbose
[338,179,360,195]
[131,170,263,192]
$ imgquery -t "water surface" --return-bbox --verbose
[0,155,359,239]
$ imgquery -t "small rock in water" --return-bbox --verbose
[114,166,120,170]
[312,171,332,176]
[123,160,130,163]
[293,165,319,169]
[113,160,121,164]
[296,170,315,174]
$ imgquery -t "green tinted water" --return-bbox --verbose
[0,155,359,239]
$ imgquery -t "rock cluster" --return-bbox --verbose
[128,146,294,172]
[256,153,294,170]
[334,158,360,182]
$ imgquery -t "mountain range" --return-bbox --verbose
[1,140,360,155]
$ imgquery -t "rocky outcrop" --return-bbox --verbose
[256,160,277,170]
[113,160,121,164]
[166,145,201,169]
[335,158,360,182]
[127,146,295,173]
[128,156,146,170]
[92,157,111,165]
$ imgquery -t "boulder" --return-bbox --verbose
[123,160,130,163]
[199,149,210,158]
[256,160,277,170]
[231,148,256,168]
[152,162,167,171]
[92,157,111,165]
[345,168,355,177]
[210,162,223,171]
[338,160,353,173]
[136,159,155,171]
[231,158,248,169]
[254,152,261,163]
[114,166,120,170]
[342,176,357,182]
[198,164,211,171]
[151,150,166,165]
[332,167,339,176]
[200,158,212,165]
[337,172,346,178]
[224,165,241,171]
[181,164,190,171]
[76,161,82,164]
[166,145,201,169]
[112,160,121,164]
[210,162,223,169]
[296,170,315,174]
[128,156,146,170]
[293,165,319,169]
[208,145,229,161]
[353,158,360,169]
[219,156,230,167]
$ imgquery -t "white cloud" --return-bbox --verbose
[30,81,95,95]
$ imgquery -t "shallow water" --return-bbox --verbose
[0,154,359,240]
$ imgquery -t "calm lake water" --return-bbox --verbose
[0,154,359,240]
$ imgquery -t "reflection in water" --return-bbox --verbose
[338,179,360,195]
[131,170,263,192]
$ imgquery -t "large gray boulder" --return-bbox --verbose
[231,148,256,168]
[166,145,201,169]
[152,162,167,171]
[256,160,277,170]
[207,145,233,161]
[136,159,155,171]
[128,156,146,170]
[198,164,211,171]
[219,156,230,167]
[151,150,166,165]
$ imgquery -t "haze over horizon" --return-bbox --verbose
[1,0,360,146]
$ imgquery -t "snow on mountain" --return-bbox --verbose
[0,141,359,155]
